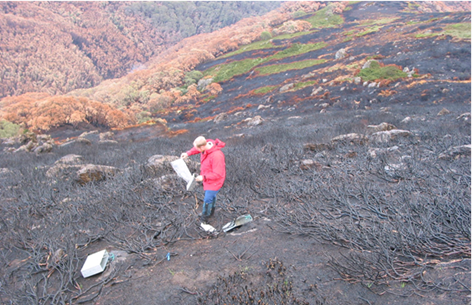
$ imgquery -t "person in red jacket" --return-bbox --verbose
[181,136,226,223]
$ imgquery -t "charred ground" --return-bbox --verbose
[0,2,471,305]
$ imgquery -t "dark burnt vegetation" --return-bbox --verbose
[1,100,470,304]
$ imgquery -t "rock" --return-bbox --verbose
[79,131,99,142]
[19,131,37,144]
[279,83,294,92]
[456,112,470,122]
[320,109,327,114]
[384,163,407,178]
[438,144,471,160]
[301,72,315,79]
[401,116,412,124]
[99,132,115,141]
[76,137,92,145]
[258,105,271,110]
[311,86,324,96]
[197,78,213,91]
[370,129,412,143]
[437,108,451,116]
[354,77,362,85]
[13,144,29,153]
[46,164,84,178]
[244,116,264,126]
[55,154,84,165]
[214,113,228,123]
[300,160,322,171]
[367,122,396,133]
[319,103,330,109]
[331,133,367,145]
[368,146,400,158]
[33,143,53,154]
[2,138,18,146]
[335,48,346,59]
[37,134,52,142]
[76,164,120,184]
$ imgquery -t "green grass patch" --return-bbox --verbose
[415,32,438,38]
[291,80,317,91]
[219,40,282,59]
[201,94,217,103]
[346,63,361,70]
[357,26,382,36]
[415,22,471,40]
[269,42,327,61]
[303,6,344,28]
[356,62,407,81]
[445,22,471,39]
[272,30,318,41]
[0,120,21,138]
[255,59,326,75]
[204,58,267,83]
[205,41,328,82]
[254,85,278,95]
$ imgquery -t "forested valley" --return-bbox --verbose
[0,1,280,98]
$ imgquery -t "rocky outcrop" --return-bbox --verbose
[369,130,412,144]
[366,122,396,133]
[76,164,121,185]
[331,133,368,145]
[3,132,55,154]
[242,116,264,126]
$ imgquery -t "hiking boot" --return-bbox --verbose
[200,214,209,223]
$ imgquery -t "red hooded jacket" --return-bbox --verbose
[187,139,226,191]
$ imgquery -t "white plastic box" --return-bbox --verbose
[81,249,109,278]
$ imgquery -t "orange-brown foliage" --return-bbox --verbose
[0,93,134,131]
[378,89,397,97]
[205,83,223,96]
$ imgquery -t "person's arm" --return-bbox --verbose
[181,146,200,159]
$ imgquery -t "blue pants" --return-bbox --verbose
[202,190,220,218]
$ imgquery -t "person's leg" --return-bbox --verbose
[210,195,217,216]
[202,190,219,221]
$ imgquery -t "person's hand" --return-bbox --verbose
[195,175,203,182]
[181,153,188,159]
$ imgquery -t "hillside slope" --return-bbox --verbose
[0,2,470,305]
[0,1,280,98]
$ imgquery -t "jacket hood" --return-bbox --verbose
[206,138,225,153]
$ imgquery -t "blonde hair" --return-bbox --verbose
[193,136,207,148]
